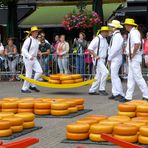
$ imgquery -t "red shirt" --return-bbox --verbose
[144,39,148,55]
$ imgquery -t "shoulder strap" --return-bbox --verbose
[28,37,32,52]
[96,36,100,56]
[110,32,120,47]
[128,35,132,60]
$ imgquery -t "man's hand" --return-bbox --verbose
[96,56,100,60]
[30,56,34,61]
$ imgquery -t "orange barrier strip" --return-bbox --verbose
[101,134,144,148]
[2,137,39,148]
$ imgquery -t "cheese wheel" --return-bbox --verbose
[132,117,148,123]
[50,74,61,80]
[71,74,81,79]
[18,108,34,113]
[34,109,51,115]
[108,116,130,122]
[76,118,98,125]
[137,105,148,113]
[0,112,14,118]
[66,132,89,140]
[136,112,148,117]
[65,101,77,107]
[23,121,35,129]
[48,79,60,84]
[99,120,121,126]
[124,121,146,129]
[90,124,113,134]
[74,99,84,105]
[67,123,90,133]
[89,133,106,142]
[118,104,136,112]
[138,135,148,144]
[34,102,51,109]
[74,78,83,83]
[130,100,147,104]
[11,125,23,133]
[2,108,17,114]
[15,113,35,122]
[118,111,136,118]
[77,105,84,111]
[51,110,69,116]
[0,120,11,130]
[2,102,18,109]
[51,103,69,110]
[84,115,108,123]
[3,98,19,102]
[2,117,24,126]
[139,126,148,136]
[113,134,138,143]
[68,107,78,113]
[113,124,138,136]
[0,129,12,137]
[18,102,34,109]
[61,80,74,84]
[60,75,72,81]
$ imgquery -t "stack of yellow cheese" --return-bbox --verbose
[18,102,34,113]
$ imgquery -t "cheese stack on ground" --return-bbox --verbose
[51,102,69,116]
[34,102,51,115]
[84,115,108,123]
[2,117,24,133]
[0,120,12,137]
[136,104,148,117]
[0,112,14,118]
[113,124,138,143]
[1,102,18,114]
[89,124,113,142]
[66,100,78,114]
[138,126,148,144]
[66,123,89,140]
[18,102,34,113]
[76,118,98,126]
[72,98,84,111]
[15,113,35,129]
[118,104,136,118]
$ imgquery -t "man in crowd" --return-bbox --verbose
[88,26,109,95]
[108,20,125,101]
[21,26,43,93]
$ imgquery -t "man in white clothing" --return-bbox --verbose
[108,20,125,101]
[21,26,43,93]
[88,26,109,95]
[122,18,148,102]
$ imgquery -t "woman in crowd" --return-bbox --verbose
[4,38,18,81]
[0,40,4,66]
[56,35,69,74]
[38,39,50,76]
[144,32,148,67]
[73,32,87,75]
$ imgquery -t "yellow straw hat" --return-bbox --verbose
[96,26,110,35]
[122,18,138,26]
[108,20,123,29]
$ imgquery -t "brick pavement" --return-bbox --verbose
[0,81,144,148]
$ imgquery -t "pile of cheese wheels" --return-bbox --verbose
[0,112,35,137]
[48,74,83,84]
[66,114,148,144]
[0,98,84,116]
[118,100,148,118]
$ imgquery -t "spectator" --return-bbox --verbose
[38,39,50,76]
[37,34,42,44]
[40,32,49,44]
[73,32,87,75]
[4,38,18,81]
[57,35,69,74]
[0,41,4,66]
[144,32,148,67]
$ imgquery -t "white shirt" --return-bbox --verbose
[88,34,108,59]
[22,36,39,59]
[108,30,123,61]
[126,27,142,61]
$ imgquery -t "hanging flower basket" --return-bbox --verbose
[62,11,101,30]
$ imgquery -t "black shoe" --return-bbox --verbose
[99,91,108,96]
[118,97,130,103]
[21,89,31,93]
[29,86,40,92]
[108,95,115,100]
[114,95,124,101]
[88,92,99,95]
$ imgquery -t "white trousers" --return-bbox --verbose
[125,60,148,100]
[111,57,124,96]
[22,58,43,91]
[89,59,109,93]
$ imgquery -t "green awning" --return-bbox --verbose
[19,3,121,28]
